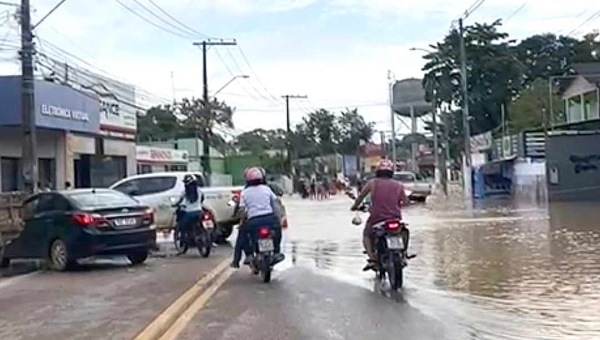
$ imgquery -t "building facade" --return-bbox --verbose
[136,145,188,174]
[0,76,99,191]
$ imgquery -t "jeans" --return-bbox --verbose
[233,213,281,265]
[177,210,201,237]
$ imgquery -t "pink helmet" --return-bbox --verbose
[244,167,265,183]
[376,159,394,172]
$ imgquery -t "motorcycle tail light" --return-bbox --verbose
[258,227,271,238]
[202,211,212,221]
[385,221,401,231]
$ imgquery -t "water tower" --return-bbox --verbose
[391,78,432,171]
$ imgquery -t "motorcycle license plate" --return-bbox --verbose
[386,236,404,250]
[202,220,214,229]
[258,238,274,252]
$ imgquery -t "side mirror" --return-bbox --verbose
[201,193,206,203]
[227,200,236,207]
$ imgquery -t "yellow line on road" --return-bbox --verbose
[158,268,234,340]
[133,258,231,340]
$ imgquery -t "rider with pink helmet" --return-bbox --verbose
[231,167,285,268]
[351,159,409,271]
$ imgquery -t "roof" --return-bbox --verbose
[559,63,600,95]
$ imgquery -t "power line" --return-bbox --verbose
[224,47,279,105]
[128,0,200,38]
[236,45,281,104]
[213,47,265,104]
[503,2,528,23]
[566,10,600,37]
[111,0,192,39]
[143,0,210,38]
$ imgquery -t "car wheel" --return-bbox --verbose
[216,223,234,243]
[49,239,74,271]
[127,251,149,265]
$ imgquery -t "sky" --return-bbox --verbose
[0,0,599,138]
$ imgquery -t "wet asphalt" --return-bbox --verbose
[2,192,600,340]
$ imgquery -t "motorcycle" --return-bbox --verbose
[371,219,410,290]
[347,193,414,291]
[172,205,215,258]
[249,225,277,283]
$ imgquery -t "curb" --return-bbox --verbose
[132,258,231,340]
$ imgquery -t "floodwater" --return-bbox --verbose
[282,194,600,340]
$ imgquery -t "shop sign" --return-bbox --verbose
[136,146,188,163]
[41,104,90,122]
[470,131,493,152]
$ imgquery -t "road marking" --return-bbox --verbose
[0,271,40,290]
[158,268,234,340]
[133,258,231,340]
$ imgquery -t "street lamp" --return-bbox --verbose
[214,75,249,96]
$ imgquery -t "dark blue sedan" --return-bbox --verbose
[1,189,157,271]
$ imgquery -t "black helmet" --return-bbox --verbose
[183,174,195,185]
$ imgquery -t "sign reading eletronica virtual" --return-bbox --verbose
[41,104,90,122]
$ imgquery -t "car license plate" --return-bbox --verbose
[202,220,214,229]
[258,238,274,252]
[114,218,137,227]
[386,236,404,250]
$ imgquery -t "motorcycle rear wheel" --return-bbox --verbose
[387,255,404,290]
[260,256,272,283]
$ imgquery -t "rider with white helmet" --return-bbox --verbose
[231,167,285,268]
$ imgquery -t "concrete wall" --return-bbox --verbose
[546,132,600,201]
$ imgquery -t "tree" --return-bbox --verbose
[304,109,340,155]
[233,128,287,154]
[507,78,563,132]
[422,20,523,137]
[136,105,179,141]
[337,108,375,154]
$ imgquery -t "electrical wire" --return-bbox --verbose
[143,0,210,39]
[213,47,266,104]
[503,2,528,23]
[111,0,192,40]
[566,10,600,37]
[128,0,200,39]
[224,47,279,105]
[236,45,281,104]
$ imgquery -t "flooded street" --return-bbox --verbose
[282,195,600,340]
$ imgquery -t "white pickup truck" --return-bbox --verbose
[110,172,243,241]
[392,171,432,202]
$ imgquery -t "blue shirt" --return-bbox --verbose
[239,184,276,219]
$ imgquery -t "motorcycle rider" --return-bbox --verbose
[173,175,204,250]
[231,167,285,268]
[350,159,409,271]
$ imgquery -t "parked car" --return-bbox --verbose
[110,172,243,241]
[393,171,432,202]
[1,189,157,271]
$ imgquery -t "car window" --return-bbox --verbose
[113,179,140,196]
[66,191,139,209]
[135,176,177,196]
[393,173,416,182]
[21,196,39,220]
[35,194,57,214]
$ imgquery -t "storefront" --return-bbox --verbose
[76,72,138,187]
[136,146,188,174]
[0,76,100,191]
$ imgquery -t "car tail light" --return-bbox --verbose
[258,227,271,238]
[142,208,154,224]
[385,220,401,231]
[202,210,213,221]
[231,190,241,202]
[71,213,106,227]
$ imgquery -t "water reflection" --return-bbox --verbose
[283,197,600,340]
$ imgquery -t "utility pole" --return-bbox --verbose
[432,106,440,191]
[441,105,450,196]
[388,70,397,169]
[380,131,386,158]
[193,39,237,185]
[20,0,37,193]
[282,94,307,176]
[458,18,472,200]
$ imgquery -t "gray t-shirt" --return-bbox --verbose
[239,184,276,219]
